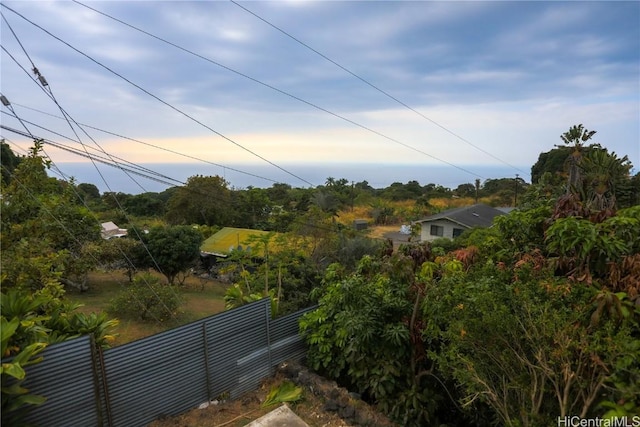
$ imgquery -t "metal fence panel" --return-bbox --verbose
[8,299,315,427]
[204,299,271,399]
[102,321,208,427]
[21,336,100,427]
[270,305,317,365]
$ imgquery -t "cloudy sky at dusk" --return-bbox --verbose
[1,1,638,191]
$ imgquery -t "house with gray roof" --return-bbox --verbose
[413,203,506,241]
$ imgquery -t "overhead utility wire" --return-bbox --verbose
[1,164,171,324]
[2,94,181,316]
[1,37,276,187]
[70,1,483,180]
[1,92,68,182]
[231,0,527,176]
[3,17,278,309]
[1,3,314,188]
[1,125,185,188]
[10,103,280,185]
[2,136,78,182]
[1,91,34,138]
[3,26,192,197]
[1,23,184,305]
[1,13,153,194]
[1,41,148,194]
[1,110,194,186]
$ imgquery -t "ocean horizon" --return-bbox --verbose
[51,162,531,195]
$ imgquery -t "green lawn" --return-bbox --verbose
[65,270,228,346]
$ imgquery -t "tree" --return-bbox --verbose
[617,171,640,208]
[1,142,100,292]
[121,192,166,217]
[139,225,203,284]
[265,183,293,206]
[454,183,475,198]
[531,142,634,212]
[311,190,339,216]
[108,272,182,322]
[300,246,473,426]
[530,146,572,184]
[559,123,596,194]
[231,187,271,229]
[0,139,22,186]
[579,147,632,212]
[92,237,145,282]
[423,183,452,199]
[76,183,100,202]
[165,175,231,226]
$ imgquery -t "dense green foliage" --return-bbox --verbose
[108,273,183,322]
[166,175,232,226]
[0,139,22,186]
[137,225,204,284]
[302,206,640,425]
[2,126,637,425]
[300,125,639,426]
[1,284,119,424]
[1,142,119,421]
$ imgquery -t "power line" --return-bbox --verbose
[230,0,527,176]
[1,42,150,193]
[1,163,173,324]
[68,0,485,180]
[1,20,188,306]
[1,2,315,188]
[8,103,281,185]
[3,98,183,313]
[1,124,185,187]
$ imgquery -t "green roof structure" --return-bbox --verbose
[200,227,276,257]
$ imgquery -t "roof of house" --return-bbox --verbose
[200,227,279,257]
[100,221,128,239]
[101,221,119,232]
[414,203,506,229]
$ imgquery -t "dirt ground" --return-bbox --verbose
[148,362,396,427]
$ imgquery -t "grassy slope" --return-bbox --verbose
[66,271,227,346]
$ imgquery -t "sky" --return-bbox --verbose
[1,1,639,193]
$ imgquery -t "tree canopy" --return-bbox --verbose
[138,225,203,285]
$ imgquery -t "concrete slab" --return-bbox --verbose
[245,404,309,427]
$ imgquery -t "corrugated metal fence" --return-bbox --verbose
[17,299,316,427]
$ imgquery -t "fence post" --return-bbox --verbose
[265,301,273,374]
[202,322,212,402]
[90,335,113,427]
[89,335,105,426]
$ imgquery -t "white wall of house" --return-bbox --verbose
[419,219,466,242]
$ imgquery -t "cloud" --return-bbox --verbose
[2,0,638,187]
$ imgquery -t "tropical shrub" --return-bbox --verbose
[1,284,118,424]
[108,273,183,322]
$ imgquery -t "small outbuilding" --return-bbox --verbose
[353,219,369,231]
[413,203,506,241]
[100,221,127,240]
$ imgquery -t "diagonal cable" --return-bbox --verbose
[230,0,527,175]
[2,3,315,187]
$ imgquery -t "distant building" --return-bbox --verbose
[100,221,128,240]
[413,203,506,241]
[200,227,279,259]
[353,219,369,231]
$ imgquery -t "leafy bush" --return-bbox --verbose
[1,284,119,424]
[108,273,183,322]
